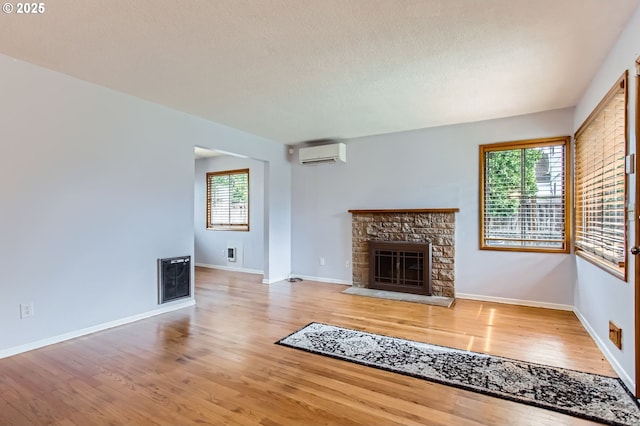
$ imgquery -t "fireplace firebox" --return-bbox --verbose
[368,241,432,295]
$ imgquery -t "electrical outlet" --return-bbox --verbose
[609,321,622,349]
[345,260,351,268]
[20,303,34,319]
[319,257,325,266]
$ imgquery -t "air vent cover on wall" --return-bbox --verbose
[158,256,191,304]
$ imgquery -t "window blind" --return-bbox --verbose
[206,169,249,231]
[480,137,569,252]
[574,73,627,276]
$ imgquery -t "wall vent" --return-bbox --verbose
[158,256,191,304]
[227,247,237,262]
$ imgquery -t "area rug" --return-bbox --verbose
[276,322,640,426]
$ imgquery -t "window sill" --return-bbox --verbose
[480,244,569,254]
[575,249,626,282]
[207,225,249,232]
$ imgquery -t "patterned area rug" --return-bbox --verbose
[276,323,640,426]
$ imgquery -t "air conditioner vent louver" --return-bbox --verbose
[299,143,346,165]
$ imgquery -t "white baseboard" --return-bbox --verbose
[288,274,352,285]
[0,299,195,360]
[455,293,574,311]
[194,265,348,286]
[262,276,289,284]
[195,262,263,275]
[573,308,635,392]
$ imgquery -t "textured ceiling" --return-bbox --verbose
[0,0,638,144]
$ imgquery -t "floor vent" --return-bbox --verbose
[158,256,191,304]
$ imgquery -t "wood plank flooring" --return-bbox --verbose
[0,267,616,425]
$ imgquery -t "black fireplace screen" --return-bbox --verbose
[369,241,431,295]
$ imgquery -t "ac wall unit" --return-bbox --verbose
[299,143,346,165]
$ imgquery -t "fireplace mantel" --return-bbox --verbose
[348,208,459,214]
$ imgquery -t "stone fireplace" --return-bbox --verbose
[348,209,458,298]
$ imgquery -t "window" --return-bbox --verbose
[206,168,249,231]
[574,72,627,279]
[480,137,570,252]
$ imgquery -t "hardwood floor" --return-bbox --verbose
[0,267,615,425]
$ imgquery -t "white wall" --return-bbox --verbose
[186,132,291,285]
[0,54,291,355]
[572,5,640,391]
[291,108,576,305]
[194,156,265,273]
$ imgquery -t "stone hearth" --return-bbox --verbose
[348,209,458,298]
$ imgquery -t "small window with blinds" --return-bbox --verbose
[206,168,249,231]
[574,72,627,279]
[480,137,570,253]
